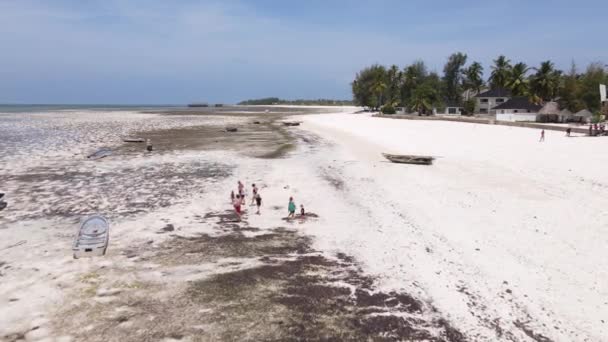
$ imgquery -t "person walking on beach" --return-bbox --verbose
[566,128,571,137]
[255,193,262,214]
[233,194,242,221]
[287,197,296,219]
[238,180,245,204]
[539,129,545,142]
[250,183,258,206]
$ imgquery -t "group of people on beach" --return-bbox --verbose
[588,123,607,136]
[230,180,305,221]
[231,181,262,219]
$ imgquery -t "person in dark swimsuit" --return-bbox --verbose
[255,193,262,214]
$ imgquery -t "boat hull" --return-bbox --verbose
[382,153,435,165]
[73,215,110,258]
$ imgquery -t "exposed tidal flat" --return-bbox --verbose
[1,106,606,341]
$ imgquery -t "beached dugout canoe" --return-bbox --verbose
[382,153,435,165]
[282,122,301,126]
[87,148,112,160]
[123,137,145,143]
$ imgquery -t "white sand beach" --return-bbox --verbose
[1,109,606,341]
[299,113,608,341]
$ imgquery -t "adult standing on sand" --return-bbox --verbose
[250,183,258,206]
[539,129,545,142]
[238,180,245,204]
[288,197,296,218]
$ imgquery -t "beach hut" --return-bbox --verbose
[558,108,573,122]
[573,109,594,123]
[536,102,560,123]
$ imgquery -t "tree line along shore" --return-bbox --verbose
[237,97,354,106]
[351,53,608,117]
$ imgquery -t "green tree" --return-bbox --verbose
[489,55,512,89]
[579,62,607,112]
[401,60,428,107]
[464,61,484,94]
[410,84,436,115]
[408,74,442,115]
[386,64,402,106]
[351,64,387,109]
[506,62,530,96]
[530,60,562,101]
[559,62,584,112]
[463,98,476,115]
[371,81,388,110]
[442,52,468,104]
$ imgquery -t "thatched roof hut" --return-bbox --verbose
[536,101,561,122]
[574,109,593,118]
[559,108,573,116]
[538,101,560,115]
[574,109,594,123]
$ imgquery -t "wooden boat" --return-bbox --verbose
[0,192,5,211]
[282,121,301,127]
[87,148,112,160]
[225,127,238,132]
[73,215,110,258]
[123,137,145,143]
[382,153,434,165]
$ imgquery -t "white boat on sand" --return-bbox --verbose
[73,215,110,258]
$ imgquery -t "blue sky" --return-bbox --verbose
[0,0,606,104]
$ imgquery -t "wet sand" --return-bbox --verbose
[2,107,467,341]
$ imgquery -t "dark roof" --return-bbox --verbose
[492,97,543,111]
[475,88,511,98]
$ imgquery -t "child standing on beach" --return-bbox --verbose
[300,204,305,216]
[288,197,296,218]
[233,194,242,221]
[255,193,262,214]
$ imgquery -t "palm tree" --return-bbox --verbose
[489,55,512,89]
[507,62,530,96]
[401,61,427,106]
[464,62,484,95]
[387,64,402,105]
[371,81,387,110]
[410,84,436,115]
[530,61,561,101]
